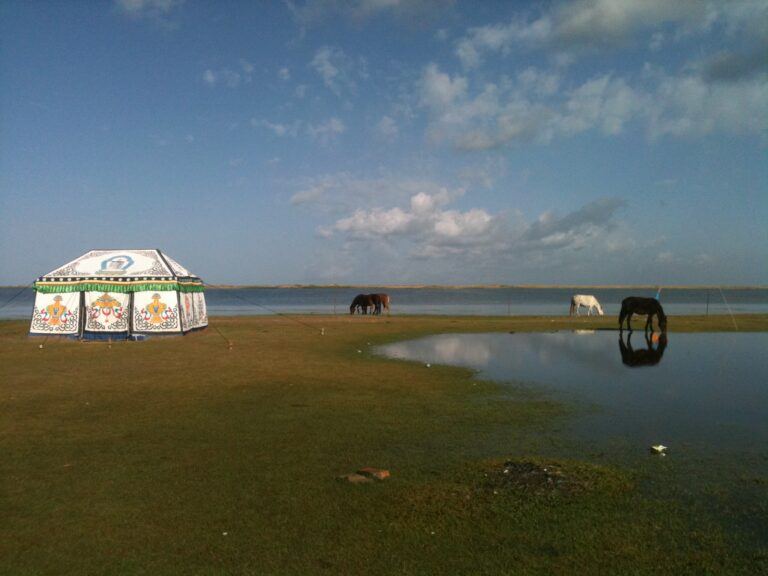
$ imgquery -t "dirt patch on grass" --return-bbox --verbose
[479,457,632,497]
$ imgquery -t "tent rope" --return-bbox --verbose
[0,281,34,312]
[203,282,325,335]
[718,287,739,330]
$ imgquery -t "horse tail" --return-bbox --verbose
[569,297,575,316]
[618,303,627,328]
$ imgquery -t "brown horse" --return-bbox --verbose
[619,296,667,333]
[350,294,375,315]
[619,331,667,367]
[369,293,390,315]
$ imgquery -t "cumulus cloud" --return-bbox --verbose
[252,119,301,137]
[375,115,399,141]
[289,172,461,211]
[519,197,626,251]
[700,49,768,83]
[201,60,254,88]
[647,72,768,138]
[306,117,346,143]
[420,63,467,109]
[310,174,625,268]
[322,191,497,257]
[454,0,707,67]
[310,46,362,96]
[278,67,291,81]
[115,0,184,20]
[286,0,454,29]
[418,62,768,150]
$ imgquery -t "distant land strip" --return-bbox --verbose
[2,284,767,290]
[203,284,768,290]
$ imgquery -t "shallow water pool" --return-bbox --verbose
[377,331,768,464]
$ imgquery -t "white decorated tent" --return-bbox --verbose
[30,249,207,339]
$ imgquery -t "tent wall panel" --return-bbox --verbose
[132,291,181,333]
[194,291,208,328]
[85,292,130,333]
[30,292,80,335]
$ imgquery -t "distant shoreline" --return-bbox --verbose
[147,284,768,290]
[2,284,767,290]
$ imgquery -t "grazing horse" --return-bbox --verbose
[349,294,375,315]
[569,294,604,316]
[369,293,390,315]
[619,331,667,367]
[619,296,667,333]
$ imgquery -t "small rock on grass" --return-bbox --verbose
[357,467,390,480]
[338,473,372,484]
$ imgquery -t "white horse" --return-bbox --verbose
[570,294,604,316]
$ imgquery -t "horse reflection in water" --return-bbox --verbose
[619,331,667,367]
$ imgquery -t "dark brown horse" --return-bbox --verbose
[619,331,667,367]
[350,294,375,315]
[619,296,667,333]
[369,293,390,315]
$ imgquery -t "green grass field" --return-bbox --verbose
[2,314,767,575]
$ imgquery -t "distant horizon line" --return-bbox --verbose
[5,283,765,290]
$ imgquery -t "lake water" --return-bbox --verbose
[376,331,768,538]
[376,331,768,453]
[2,286,767,319]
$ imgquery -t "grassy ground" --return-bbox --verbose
[1,314,767,575]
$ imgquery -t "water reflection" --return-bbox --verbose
[618,331,667,367]
[375,332,768,450]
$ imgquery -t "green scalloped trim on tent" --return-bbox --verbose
[34,282,205,294]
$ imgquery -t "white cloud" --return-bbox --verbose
[454,0,709,67]
[375,115,399,141]
[115,0,184,19]
[317,184,625,267]
[310,46,360,96]
[306,117,346,143]
[289,172,462,212]
[287,0,454,29]
[420,63,467,109]
[201,60,254,88]
[239,59,254,74]
[519,197,626,251]
[657,251,674,264]
[202,70,216,86]
[647,72,768,138]
[252,119,301,137]
[278,67,291,81]
[419,62,768,150]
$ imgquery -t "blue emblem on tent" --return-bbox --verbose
[98,254,134,275]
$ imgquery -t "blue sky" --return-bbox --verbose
[1,0,766,285]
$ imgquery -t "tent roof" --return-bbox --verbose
[38,249,199,281]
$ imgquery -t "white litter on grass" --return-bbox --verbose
[357,350,362,353]
[222,532,228,536]
[425,363,431,368]
[650,444,668,455]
